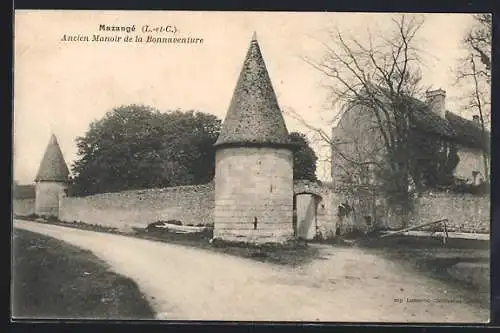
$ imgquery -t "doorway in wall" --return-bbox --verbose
[294,193,322,240]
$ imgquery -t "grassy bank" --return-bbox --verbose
[133,228,320,266]
[11,228,155,320]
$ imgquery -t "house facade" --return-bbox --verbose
[331,88,490,231]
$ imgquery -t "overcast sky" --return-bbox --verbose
[13,10,479,184]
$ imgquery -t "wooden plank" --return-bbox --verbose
[153,224,209,233]
[379,219,448,238]
[400,230,489,241]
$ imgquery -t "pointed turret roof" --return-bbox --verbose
[35,134,69,182]
[214,34,291,148]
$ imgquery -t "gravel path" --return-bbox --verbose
[13,219,489,323]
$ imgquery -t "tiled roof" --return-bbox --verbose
[408,98,456,139]
[356,86,490,151]
[445,111,490,152]
[35,134,70,182]
[214,34,291,148]
[408,95,489,151]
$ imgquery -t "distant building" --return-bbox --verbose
[34,134,70,217]
[12,184,36,216]
[331,88,490,189]
[330,88,490,231]
[13,184,36,200]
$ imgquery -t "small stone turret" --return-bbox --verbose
[213,33,295,244]
[34,134,69,217]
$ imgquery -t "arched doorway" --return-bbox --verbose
[293,192,323,240]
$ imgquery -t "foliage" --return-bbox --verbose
[464,14,491,81]
[307,14,427,227]
[314,14,470,225]
[70,104,221,196]
[408,130,459,190]
[435,178,490,196]
[455,14,491,181]
[289,132,318,181]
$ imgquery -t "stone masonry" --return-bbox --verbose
[34,134,69,217]
[213,33,295,244]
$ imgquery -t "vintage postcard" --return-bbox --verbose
[12,10,491,323]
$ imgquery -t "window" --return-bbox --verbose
[472,171,480,185]
[364,216,372,226]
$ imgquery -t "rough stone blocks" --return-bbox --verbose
[35,181,66,217]
[214,147,294,244]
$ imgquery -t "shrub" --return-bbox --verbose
[434,178,490,195]
[313,231,324,241]
[426,223,447,233]
[341,228,366,239]
[250,250,268,258]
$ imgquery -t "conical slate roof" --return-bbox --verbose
[214,33,291,148]
[34,134,69,182]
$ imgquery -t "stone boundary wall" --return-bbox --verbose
[409,191,490,233]
[14,185,488,235]
[59,183,215,232]
[13,199,35,216]
[331,190,490,234]
[314,189,338,239]
[13,181,340,238]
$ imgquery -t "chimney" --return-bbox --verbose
[426,89,446,119]
[472,115,480,125]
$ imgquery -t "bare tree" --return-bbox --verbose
[464,14,491,82]
[455,14,491,181]
[290,14,428,227]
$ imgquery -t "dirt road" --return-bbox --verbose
[13,220,489,323]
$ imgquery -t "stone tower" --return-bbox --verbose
[213,33,295,244]
[34,134,69,217]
